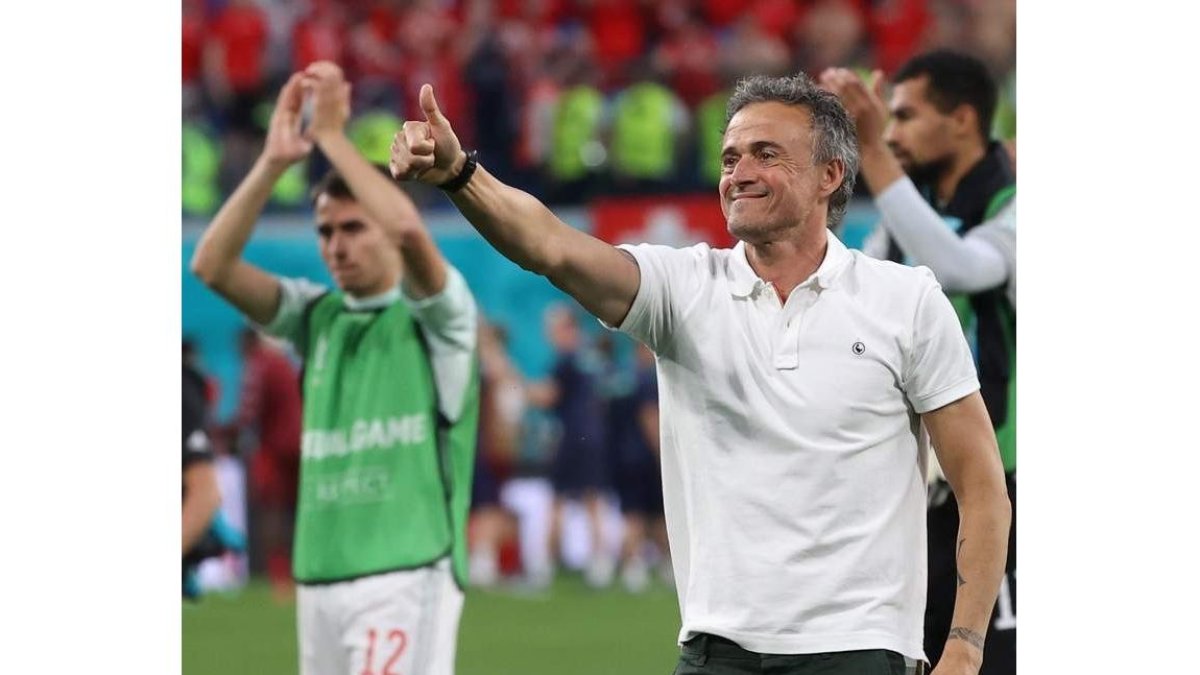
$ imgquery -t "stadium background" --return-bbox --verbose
[181,0,1015,673]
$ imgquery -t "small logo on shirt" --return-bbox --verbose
[852,341,866,356]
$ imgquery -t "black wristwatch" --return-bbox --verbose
[438,150,479,193]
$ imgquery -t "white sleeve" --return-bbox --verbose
[606,243,707,354]
[903,269,981,414]
[261,276,329,347]
[966,200,1016,280]
[875,178,1008,294]
[402,265,479,422]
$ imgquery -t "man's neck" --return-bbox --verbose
[345,274,402,307]
[936,143,988,206]
[744,225,828,305]
[357,270,403,295]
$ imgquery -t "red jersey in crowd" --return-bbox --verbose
[869,0,931,73]
[182,2,206,85]
[292,1,348,71]
[237,342,302,465]
[349,0,405,80]
[655,20,721,107]
[703,0,743,28]
[582,0,647,69]
[210,0,269,93]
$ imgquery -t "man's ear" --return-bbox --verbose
[951,103,981,139]
[821,158,846,200]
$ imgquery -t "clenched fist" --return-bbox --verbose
[389,84,465,186]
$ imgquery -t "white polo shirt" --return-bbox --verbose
[613,230,979,661]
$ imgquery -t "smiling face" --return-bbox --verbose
[314,194,401,298]
[719,102,842,244]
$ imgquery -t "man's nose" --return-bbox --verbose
[883,119,899,145]
[328,231,348,257]
[729,156,756,186]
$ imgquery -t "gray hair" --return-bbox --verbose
[726,73,859,228]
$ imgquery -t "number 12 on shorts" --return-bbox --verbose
[361,628,408,675]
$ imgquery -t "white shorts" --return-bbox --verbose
[297,558,465,675]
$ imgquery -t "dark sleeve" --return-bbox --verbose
[636,370,658,407]
[183,370,214,469]
[551,354,571,383]
[552,355,580,394]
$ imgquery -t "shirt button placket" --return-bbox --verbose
[774,292,802,371]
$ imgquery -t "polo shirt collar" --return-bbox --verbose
[728,229,852,297]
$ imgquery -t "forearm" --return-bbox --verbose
[859,142,907,197]
[191,156,286,284]
[921,392,1011,671]
[943,486,1012,664]
[448,164,572,276]
[317,132,425,244]
[872,173,1007,293]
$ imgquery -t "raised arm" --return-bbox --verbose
[190,73,313,325]
[390,84,641,327]
[819,68,1009,294]
[922,392,1012,674]
[302,62,448,299]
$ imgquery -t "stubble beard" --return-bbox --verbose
[903,153,954,191]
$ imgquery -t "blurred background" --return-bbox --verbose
[181,0,1015,673]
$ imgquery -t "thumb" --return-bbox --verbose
[419,84,449,130]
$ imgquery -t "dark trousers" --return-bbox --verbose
[673,634,922,675]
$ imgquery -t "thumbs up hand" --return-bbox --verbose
[390,84,466,185]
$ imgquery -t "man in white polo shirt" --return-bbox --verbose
[390,73,1011,675]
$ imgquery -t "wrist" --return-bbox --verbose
[940,638,984,670]
[438,150,478,192]
[859,138,891,161]
[255,154,294,177]
[313,126,346,147]
[858,143,905,195]
[447,150,468,179]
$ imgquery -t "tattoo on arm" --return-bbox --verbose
[947,627,985,651]
[956,538,966,587]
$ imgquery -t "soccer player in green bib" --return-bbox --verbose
[191,62,480,675]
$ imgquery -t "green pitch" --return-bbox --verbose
[183,575,681,674]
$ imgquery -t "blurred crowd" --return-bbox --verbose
[186,306,672,596]
[182,0,1016,214]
